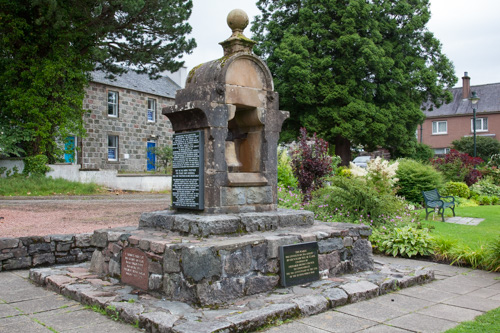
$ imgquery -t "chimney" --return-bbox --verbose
[462,72,470,99]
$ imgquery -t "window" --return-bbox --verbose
[108,91,118,117]
[147,98,156,122]
[108,135,118,161]
[432,121,447,135]
[434,148,450,155]
[471,117,488,132]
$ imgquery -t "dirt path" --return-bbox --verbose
[0,194,170,238]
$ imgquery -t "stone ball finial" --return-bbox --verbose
[227,9,249,32]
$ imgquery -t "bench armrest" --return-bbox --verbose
[440,195,455,203]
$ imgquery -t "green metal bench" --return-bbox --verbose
[422,189,456,222]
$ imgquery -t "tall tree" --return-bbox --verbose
[251,0,456,164]
[0,0,195,161]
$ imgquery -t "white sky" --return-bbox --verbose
[183,0,500,87]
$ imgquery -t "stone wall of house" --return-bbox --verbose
[81,81,175,172]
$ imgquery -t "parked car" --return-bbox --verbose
[352,156,372,168]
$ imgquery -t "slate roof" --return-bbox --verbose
[91,70,180,99]
[424,82,500,118]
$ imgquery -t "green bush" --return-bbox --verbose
[277,149,298,188]
[310,176,410,227]
[470,178,500,197]
[452,136,500,162]
[410,143,434,162]
[442,181,470,198]
[395,158,444,204]
[371,225,434,258]
[488,153,500,167]
[477,195,492,205]
[484,237,500,272]
[491,196,499,205]
[23,155,51,177]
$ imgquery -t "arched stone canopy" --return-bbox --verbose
[163,10,289,214]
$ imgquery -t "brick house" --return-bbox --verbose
[68,70,179,172]
[418,73,500,154]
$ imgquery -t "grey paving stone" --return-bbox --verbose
[424,278,481,295]
[300,311,377,333]
[417,303,483,322]
[0,283,53,303]
[0,316,50,333]
[358,324,412,333]
[264,321,327,332]
[0,304,22,319]
[396,285,458,302]
[442,294,500,312]
[445,274,498,288]
[386,313,457,333]
[371,293,434,312]
[10,295,80,315]
[488,282,500,290]
[61,319,142,332]
[29,308,110,332]
[336,300,407,323]
[466,287,500,299]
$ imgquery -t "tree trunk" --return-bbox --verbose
[335,135,352,166]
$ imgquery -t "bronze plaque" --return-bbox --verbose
[121,247,149,290]
[279,242,319,287]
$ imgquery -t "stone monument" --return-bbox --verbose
[88,9,374,307]
[164,8,288,214]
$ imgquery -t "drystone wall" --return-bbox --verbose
[0,234,95,271]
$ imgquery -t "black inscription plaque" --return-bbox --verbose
[279,242,320,287]
[172,131,204,210]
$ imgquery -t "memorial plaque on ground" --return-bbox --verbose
[172,131,204,210]
[121,248,149,290]
[279,242,320,287]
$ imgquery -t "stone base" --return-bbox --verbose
[138,208,315,237]
[29,259,435,332]
[88,214,374,306]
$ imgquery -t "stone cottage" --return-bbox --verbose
[69,70,179,172]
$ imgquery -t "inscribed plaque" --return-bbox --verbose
[121,248,149,290]
[172,131,205,210]
[279,242,320,287]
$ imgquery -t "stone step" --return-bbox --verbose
[29,260,434,332]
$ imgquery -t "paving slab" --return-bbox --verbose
[442,294,500,312]
[265,321,327,333]
[358,324,412,333]
[385,313,457,333]
[0,304,22,319]
[417,303,483,322]
[29,308,113,332]
[0,316,50,333]
[64,319,143,333]
[9,295,80,315]
[424,278,481,295]
[371,293,434,312]
[336,300,407,323]
[300,311,378,332]
[464,287,500,299]
[396,285,459,303]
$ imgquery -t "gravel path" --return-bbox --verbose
[0,194,169,238]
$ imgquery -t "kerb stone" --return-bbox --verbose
[139,311,180,333]
[226,303,298,332]
[341,280,379,303]
[323,287,348,307]
[292,294,329,316]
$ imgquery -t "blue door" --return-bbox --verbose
[64,136,75,163]
[147,141,156,171]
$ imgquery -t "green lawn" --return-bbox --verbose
[422,205,500,247]
[0,176,106,196]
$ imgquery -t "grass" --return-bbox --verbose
[0,176,106,196]
[421,205,500,271]
[422,205,500,247]
[443,307,500,333]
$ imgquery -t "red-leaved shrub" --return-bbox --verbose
[291,128,333,201]
[431,149,483,185]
